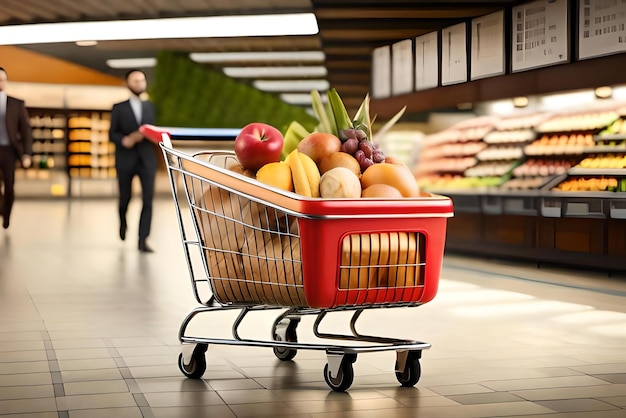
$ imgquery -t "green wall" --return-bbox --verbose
[150,51,318,133]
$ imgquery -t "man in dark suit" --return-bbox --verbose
[0,66,32,230]
[109,69,157,252]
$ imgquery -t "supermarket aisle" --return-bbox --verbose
[1,198,625,418]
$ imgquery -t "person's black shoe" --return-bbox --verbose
[138,239,154,253]
[2,218,8,229]
[119,223,126,241]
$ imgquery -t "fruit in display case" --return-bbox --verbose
[234,122,284,172]
[419,175,501,190]
[512,158,575,177]
[536,110,619,132]
[552,177,619,192]
[576,154,626,169]
[525,134,594,155]
[465,161,516,177]
[598,117,626,136]
[501,177,550,190]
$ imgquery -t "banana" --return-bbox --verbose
[285,149,321,198]
[281,121,310,160]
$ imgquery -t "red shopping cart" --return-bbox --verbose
[140,124,454,391]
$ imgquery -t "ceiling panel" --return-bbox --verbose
[2,0,522,116]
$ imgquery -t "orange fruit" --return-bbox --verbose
[361,163,419,197]
[319,152,361,177]
[361,184,404,198]
[256,161,293,192]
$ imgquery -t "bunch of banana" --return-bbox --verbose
[285,149,321,198]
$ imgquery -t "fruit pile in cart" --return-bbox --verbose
[232,88,418,200]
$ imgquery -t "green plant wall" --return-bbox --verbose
[149,51,318,133]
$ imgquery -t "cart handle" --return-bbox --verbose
[140,124,241,149]
[140,124,172,147]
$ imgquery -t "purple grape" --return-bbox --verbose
[355,129,367,141]
[341,137,359,154]
[372,150,386,163]
[339,129,358,142]
[355,150,373,172]
[358,140,373,158]
[360,157,374,171]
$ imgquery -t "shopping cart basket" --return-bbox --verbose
[140,124,454,391]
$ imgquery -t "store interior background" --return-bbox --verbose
[0,0,625,273]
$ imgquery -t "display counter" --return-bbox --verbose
[417,107,626,272]
[436,189,626,272]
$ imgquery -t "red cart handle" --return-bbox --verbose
[139,124,170,144]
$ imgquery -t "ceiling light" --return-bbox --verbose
[223,66,327,78]
[106,58,157,69]
[594,86,613,99]
[253,79,329,92]
[513,96,529,108]
[190,51,325,63]
[75,41,98,47]
[0,14,318,45]
[281,93,327,105]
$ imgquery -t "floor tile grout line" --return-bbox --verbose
[42,330,68,415]
[105,338,153,415]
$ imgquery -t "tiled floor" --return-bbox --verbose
[1,197,625,418]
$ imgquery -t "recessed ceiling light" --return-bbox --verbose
[75,40,98,47]
[513,96,529,108]
[594,86,613,99]
[106,58,157,69]
[223,66,327,78]
[190,51,325,63]
[0,13,318,45]
[281,93,327,105]
[253,79,330,92]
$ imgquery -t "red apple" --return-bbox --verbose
[297,132,342,164]
[234,123,284,171]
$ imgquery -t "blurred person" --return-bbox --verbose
[109,69,157,252]
[0,67,32,230]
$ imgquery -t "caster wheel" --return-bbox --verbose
[395,353,421,387]
[178,344,207,379]
[323,355,356,392]
[272,318,299,361]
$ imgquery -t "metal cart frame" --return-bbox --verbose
[140,125,453,391]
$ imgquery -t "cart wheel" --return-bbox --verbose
[395,353,421,387]
[272,318,299,361]
[178,344,208,379]
[323,354,356,392]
